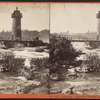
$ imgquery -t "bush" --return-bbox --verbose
[31,58,49,82]
[50,35,81,74]
[84,53,100,72]
[49,35,82,80]
[30,58,49,71]
[88,41,100,49]
[21,67,35,80]
[1,53,25,74]
[21,58,49,81]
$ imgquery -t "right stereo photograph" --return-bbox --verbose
[50,3,100,95]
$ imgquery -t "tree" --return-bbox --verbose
[49,35,81,79]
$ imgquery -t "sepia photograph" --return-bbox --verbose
[50,3,100,95]
[0,3,50,94]
[1,2,100,98]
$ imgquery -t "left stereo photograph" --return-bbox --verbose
[0,3,50,94]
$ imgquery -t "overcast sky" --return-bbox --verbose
[51,3,100,34]
[1,3,100,34]
[0,3,49,32]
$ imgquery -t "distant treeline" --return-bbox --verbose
[51,31,97,40]
[0,29,49,43]
[72,31,97,40]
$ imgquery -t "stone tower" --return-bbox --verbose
[11,7,22,41]
[97,11,100,41]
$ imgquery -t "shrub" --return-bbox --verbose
[30,58,49,71]
[31,58,49,82]
[50,35,81,74]
[88,41,100,49]
[22,58,49,81]
[84,53,100,72]
[49,35,82,80]
[21,67,35,80]
[1,53,25,74]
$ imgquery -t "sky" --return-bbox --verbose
[1,3,100,34]
[0,3,49,32]
[51,3,100,34]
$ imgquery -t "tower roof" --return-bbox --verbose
[97,11,100,18]
[11,7,22,18]
[16,7,18,10]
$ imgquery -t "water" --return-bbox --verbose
[0,46,49,67]
[72,42,100,60]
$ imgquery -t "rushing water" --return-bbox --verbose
[0,46,49,67]
[72,42,100,60]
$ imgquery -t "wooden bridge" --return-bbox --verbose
[0,36,47,48]
[0,34,99,48]
[61,35,99,42]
